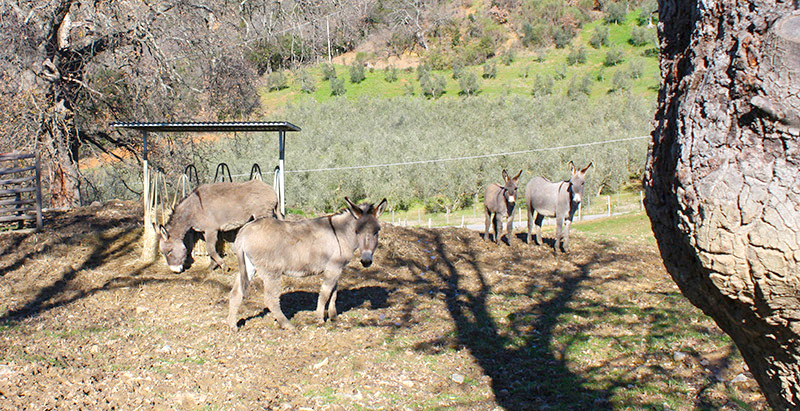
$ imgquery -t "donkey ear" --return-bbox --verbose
[568,161,576,174]
[344,197,363,218]
[158,225,169,240]
[502,169,509,181]
[513,170,523,181]
[581,162,593,174]
[374,198,388,218]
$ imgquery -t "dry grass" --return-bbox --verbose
[0,202,767,410]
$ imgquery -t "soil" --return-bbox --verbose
[0,201,768,410]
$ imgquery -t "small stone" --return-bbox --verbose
[700,358,710,366]
[673,352,687,362]
[451,373,465,384]
[731,373,749,383]
[313,357,329,369]
[158,344,171,353]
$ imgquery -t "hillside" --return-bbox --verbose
[257,7,660,111]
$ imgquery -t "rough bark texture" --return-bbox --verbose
[644,1,800,409]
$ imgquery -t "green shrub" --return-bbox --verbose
[567,45,587,65]
[296,69,316,94]
[628,59,644,79]
[637,0,658,26]
[482,61,497,79]
[424,49,450,70]
[604,46,626,66]
[349,61,365,84]
[500,49,515,66]
[604,1,627,24]
[630,26,651,46]
[452,61,465,80]
[330,77,346,96]
[458,72,481,96]
[532,73,554,97]
[567,74,593,99]
[416,63,431,81]
[266,71,288,91]
[383,66,398,83]
[402,82,415,96]
[553,26,574,49]
[589,25,610,49]
[321,63,337,81]
[554,63,568,80]
[611,70,632,92]
[534,49,547,62]
[420,73,447,98]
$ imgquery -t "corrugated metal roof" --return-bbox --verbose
[110,121,301,132]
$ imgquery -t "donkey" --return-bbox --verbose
[484,169,523,244]
[526,161,592,253]
[227,197,388,331]
[158,179,280,273]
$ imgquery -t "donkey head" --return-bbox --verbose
[567,161,593,205]
[345,197,388,268]
[158,225,188,273]
[501,169,523,204]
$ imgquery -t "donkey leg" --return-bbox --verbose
[535,213,545,246]
[204,229,226,270]
[263,274,293,329]
[227,268,250,331]
[554,217,564,254]
[562,219,572,253]
[484,210,492,242]
[328,284,340,321]
[493,214,502,244]
[506,211,515,244]
[527,207,534,244]
[316,271,341,324]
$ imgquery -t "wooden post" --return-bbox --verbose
[607,195,612,216]
[428,218,432,228]
[141,130,158,262]
[34,152,42,231]
[461,215,464,228]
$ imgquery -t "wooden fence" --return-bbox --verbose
[0,152,43,231]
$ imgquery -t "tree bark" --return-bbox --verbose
[645,1,800,409]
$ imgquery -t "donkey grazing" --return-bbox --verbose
[526,161,592,253]
[227,197,388,331]
[158,180,279,273]
[484,169,523,244]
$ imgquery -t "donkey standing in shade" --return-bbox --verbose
[526,161,592,253]
[484,169,523,244]
[227,197,388,331]
[158,180,280,273]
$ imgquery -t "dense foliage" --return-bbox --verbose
[198,94,652,212]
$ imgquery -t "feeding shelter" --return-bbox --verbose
[111,121,301,261]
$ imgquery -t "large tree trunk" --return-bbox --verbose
[645,1,800,409]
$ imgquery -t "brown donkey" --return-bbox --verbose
[227,197,388,331]
[484,169,523,244]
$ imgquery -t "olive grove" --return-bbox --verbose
[644,1,800,408]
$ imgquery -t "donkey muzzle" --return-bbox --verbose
[572,193,582,204]
[360,251,374,267]
[168,264,184,273]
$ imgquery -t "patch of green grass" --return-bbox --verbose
[572,211,654,244]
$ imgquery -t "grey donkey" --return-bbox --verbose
[526,161,592,253]
[158,180,280,273]
[227,197,388,331]
[484,169,523,244]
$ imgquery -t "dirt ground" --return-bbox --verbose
[0,201,767,410]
